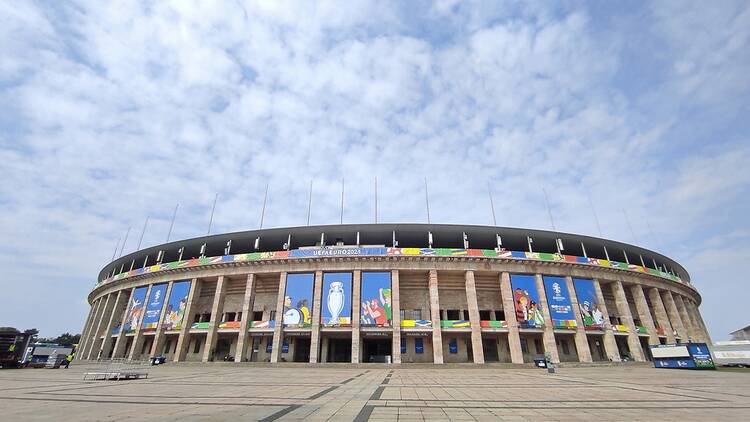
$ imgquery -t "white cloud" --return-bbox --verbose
[0,1,748,339]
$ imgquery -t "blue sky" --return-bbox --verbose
[1,1,748,339]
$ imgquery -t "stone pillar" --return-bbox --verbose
[662,290,687,341]
[113,288,136,359]
[564,276,592,362]
[593,280,621,362]
[99,290,126,360]
[270,272,287,363]
[391,269,402,364]
[80,297,104,360]
[128,284,153,360]
[203,276,227,362]
[351,270,361,363]
[87,293,114,360]
[686,299,712,344]
[611,280,645,361]
[630,284,659,346]
[673,294,697,342]
[174,278,201,362]
[499,272,524,364]
[149,281,174,357]
[309,271,323,363]
[235,273,256,362]
[464,270,484,364]
[77,300,99,360]
[534,274,560,364]
[428,269,444,364]
[648,287,675,343]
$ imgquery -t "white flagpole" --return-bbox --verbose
[542,187,555,231]
[136,216,149,251]
[587,193,603,237]
[424,177,431,224]
[259,183,269,229]
[118,226,130,258]
[488,182,497,226]
[166,203,179,242]
[306,179,313,226]
[111,237,121,262]
[623,209,638,244]
[340,178,344,224]
[207,193,218,235]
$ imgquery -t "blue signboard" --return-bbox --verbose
[687,343,715,368]
[282,340,289,354]
[415,338,424,354]
[322,273,352,326]
[510,274,544,328]
[543,276,576,328]
[449,338,458,354]
[283,273,314,327]
[142,284,168,330]
[289,247,387,258]
[656,358,696,369]
[162,280,191,330]
[572,278,605,328]
[266,338,272,353]
[123,286,148,332]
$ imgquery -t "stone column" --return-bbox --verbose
[270,272,287,363]
[686,299,712,344]
[77,300,99,360]
[499,272,524,364]
[630,284,658,346]
[113,288,136,359]
[391,269,402,364]
[80,297,104,360]
[534,274,560,364]
[351,270,361,363]
[99,290,126,360]
[235,273,256,362]
[87,293,114,360]
[564,276,592,362]
[149,281,174,357]
[593,280,621,362]
[428,269,444,364]
[128,284,153,360]
[648,287,675,343]
[203,276,227,362]
[611,280,645,361]
[464,270,484,364]
[174,279,201,362]
[662,290,687,341]
[673,294,698,342]
[309,271,323,363]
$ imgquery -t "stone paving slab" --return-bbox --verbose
[0,363,748,421]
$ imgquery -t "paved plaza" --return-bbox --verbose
[1,363,748,421]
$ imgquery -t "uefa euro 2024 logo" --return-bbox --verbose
[552,282,561,297]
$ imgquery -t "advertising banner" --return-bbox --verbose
[360,272,392,326]
[687,343,715,368]
[162,280,191,330]
[572,278,605,329]
[283,273,314,327]
[510,274,544,328]
[543,276,577,328]
[123,286,148,332]
[141,283,168,330]
[322,272,352,326]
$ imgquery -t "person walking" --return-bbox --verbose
[63,352,74,369]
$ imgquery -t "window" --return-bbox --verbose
[463,310,470,320]
[253,311,263,321]
[447,310,460,320]
[400,309,406,320]
[561,340,570,355]
[164,339,171,354]
[193,339,201,354]
[479,310,491,320]
[495,310,505,321]
[412,309,422,320]
[633,318,642,326]
[610,316,620,325]
[520,338,528,354]
[201,313,211,322]
[236,312,242,321]
[449,338,458,354]
[400,338,406,354]
[415,338,424,354]
[194,314,201,323]
[225,312,236,322]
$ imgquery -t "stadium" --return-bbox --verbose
[77,223,710,365]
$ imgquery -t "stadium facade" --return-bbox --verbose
[78,224,710,365]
